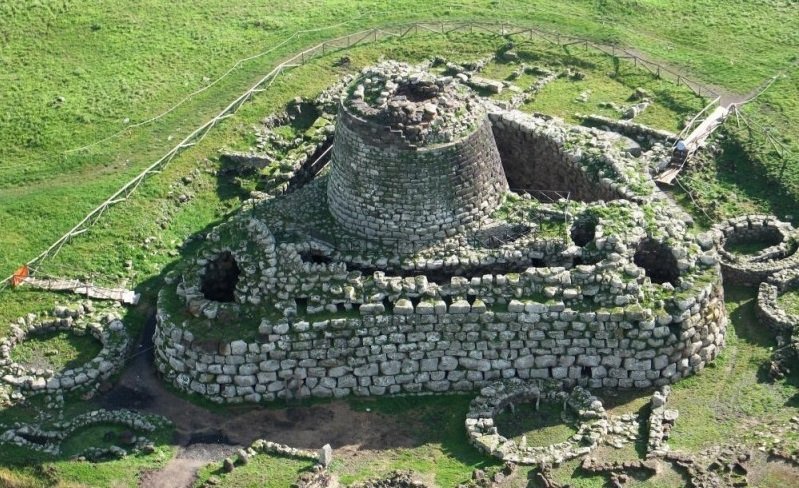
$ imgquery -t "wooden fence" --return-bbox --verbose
[0,20,718,292]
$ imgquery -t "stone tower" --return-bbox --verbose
[327,62,508,243]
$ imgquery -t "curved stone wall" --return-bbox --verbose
[713,215,799,286]
[489,112,650,203]
[756,268,799,334]
[466,381,607,465]
[327,108,508,243]
[154,280,725,404]
[0,303,129,398]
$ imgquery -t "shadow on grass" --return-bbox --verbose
[686,131,797,220]
[348,394,499,471]
[494,401,576,444]
[727,285,775,349]
[724,285,799,407]
[10,330,103,372]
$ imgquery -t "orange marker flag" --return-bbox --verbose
[11,265,29,287]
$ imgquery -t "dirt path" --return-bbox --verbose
[97,317,419,488]
[138,450,211,488]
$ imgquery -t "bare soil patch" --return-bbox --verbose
[101,317,419,487]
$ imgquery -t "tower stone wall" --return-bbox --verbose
[327,108,508,242]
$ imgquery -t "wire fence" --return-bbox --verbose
[0,19,720,293]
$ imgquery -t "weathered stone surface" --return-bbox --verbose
[150,62,729,406]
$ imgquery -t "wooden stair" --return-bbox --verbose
[655,105,729,185]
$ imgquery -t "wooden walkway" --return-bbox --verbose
[655,104,729,185]
[19,277,140,305]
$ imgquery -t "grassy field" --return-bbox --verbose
[494,402,578,446]
[778,288,799,317]
[9,330,102,372]
[1,0,798,279]
[2,1,799,487]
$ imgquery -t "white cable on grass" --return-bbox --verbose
[62,3,456,154]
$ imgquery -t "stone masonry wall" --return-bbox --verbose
[154,281,726,404]
[489,112,643,203]
[327,109,508,243]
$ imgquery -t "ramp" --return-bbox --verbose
[655,104,729,185]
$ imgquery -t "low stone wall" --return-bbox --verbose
[0,303,129,399]
[465,381,607,465]
[713,214,799,286]
[0,409,167,456]
[154,280,726,404]
[756,268,799,334]
[647,386,678,456]
[581,114,676,145]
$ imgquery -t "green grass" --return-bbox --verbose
[674,126,798,227]
[0,416,174,488]
[195,454,314,488]
[724,239,778,256]
[522,56,704,132]
[676,63,798,226]
[0,304,172,488]
[335,395,501,486]
[9,331,102,372]
[777,288,799,316]
[2,0,799,281]
[193,395,501,487]
[666,286,799,452]
[494,401,578,446]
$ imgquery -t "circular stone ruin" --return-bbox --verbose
[154,61,728,404]
[0,303,128,399]
[465,380,607,465]
[713,214,799,286]
[0,408,168,457]
[757,267,799,334]
[327,62,509,243]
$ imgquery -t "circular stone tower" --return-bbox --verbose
[327,62,509,243]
